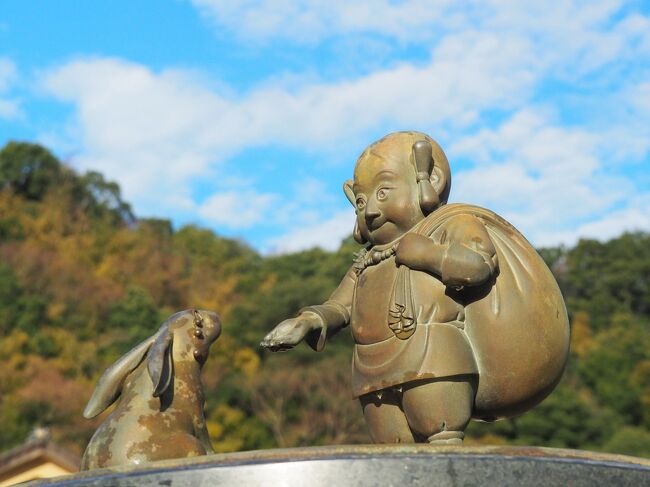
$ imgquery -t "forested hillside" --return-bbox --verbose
[0,141,648,457]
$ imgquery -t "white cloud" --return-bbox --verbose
[450,109,638,246]
[0,58,20,119]
[198,190,277,228]
[42,59,233,214]
[40,34,536,224]
[633,81,650,113]
[264,210,354,253]
[191,0,650,73]
[0,58,16,92]
[190,0,455,43]
[0,100,18,119]
[536,200,650,247]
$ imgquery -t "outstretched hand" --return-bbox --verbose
[260,312,323,352]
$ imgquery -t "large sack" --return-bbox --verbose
[417,203,570,420]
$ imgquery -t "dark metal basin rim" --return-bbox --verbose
[28,444,650,487]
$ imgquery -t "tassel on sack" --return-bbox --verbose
[388,265,417,340]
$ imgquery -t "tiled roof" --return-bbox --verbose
[0,430,79,478]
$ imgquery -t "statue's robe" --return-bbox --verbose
[304,209,497,398]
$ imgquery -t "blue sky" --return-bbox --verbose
[1,0,649,253]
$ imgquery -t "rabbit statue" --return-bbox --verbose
[81,309,221,470]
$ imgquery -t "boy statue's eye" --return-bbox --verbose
[376,188,388,200]
[356,197,366,209]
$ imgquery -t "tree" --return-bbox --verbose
[564,233,650,329]
[0,142,63,200]
[578,313,649,424]
[0,264,20,335]
[104,286,162,354]
[77,171,135,225]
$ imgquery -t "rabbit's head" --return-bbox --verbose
[83,309,222,418]
[148,309,222,397]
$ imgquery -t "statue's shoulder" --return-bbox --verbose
[420,203,505,243]
[424,204,528,244]
[427,203,506,224]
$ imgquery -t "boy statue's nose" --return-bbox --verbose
[365,198,381,219]
[365,207,381,219]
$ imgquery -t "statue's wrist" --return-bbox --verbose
[299,309,328,352]
[299,310,326,331]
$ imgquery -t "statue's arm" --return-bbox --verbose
[396,214,497,288]
[300,266,356,352]
[438,214,497,287]
[260,266,356,352]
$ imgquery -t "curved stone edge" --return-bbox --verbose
[26,445,650,486]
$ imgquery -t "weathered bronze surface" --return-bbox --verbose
[261,131,570,443]
[26,445,650,486]
[81,309,222,470]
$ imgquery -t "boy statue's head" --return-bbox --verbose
[344,131,451,246]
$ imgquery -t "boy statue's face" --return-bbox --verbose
[353,154,424,246]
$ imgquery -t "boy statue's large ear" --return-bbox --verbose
[343,180,355,206]
[148,326,174,398]
[343,180,367,245]
[412,140,441,214]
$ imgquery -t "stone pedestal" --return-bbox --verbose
[28,445,650,487]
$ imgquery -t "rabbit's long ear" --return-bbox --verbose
[83,336,156,419]
[147,326,174,398]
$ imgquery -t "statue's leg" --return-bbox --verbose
[359,388,415,443]
[401,376,476,444]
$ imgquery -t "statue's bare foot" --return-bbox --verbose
[427,431,464,445]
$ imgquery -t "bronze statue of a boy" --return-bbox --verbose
[262,131,569,444]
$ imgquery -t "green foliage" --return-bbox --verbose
[467,380,621,450]
[511,384,620,449]
[0,141,133,231]
[0,140,648,458]
[0,214,24,240]
[0,264,20,335]
[604,426,650,457]
[173,225,258,275]
[562,233,650,330]
[78,171,135,225]
[14,295,49,335]
[578,314,649,424]
[0,141,63,200]
[536,246,566,272]
[104,287,162,352]
[0,264,49,336]
[0,397,35,450]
